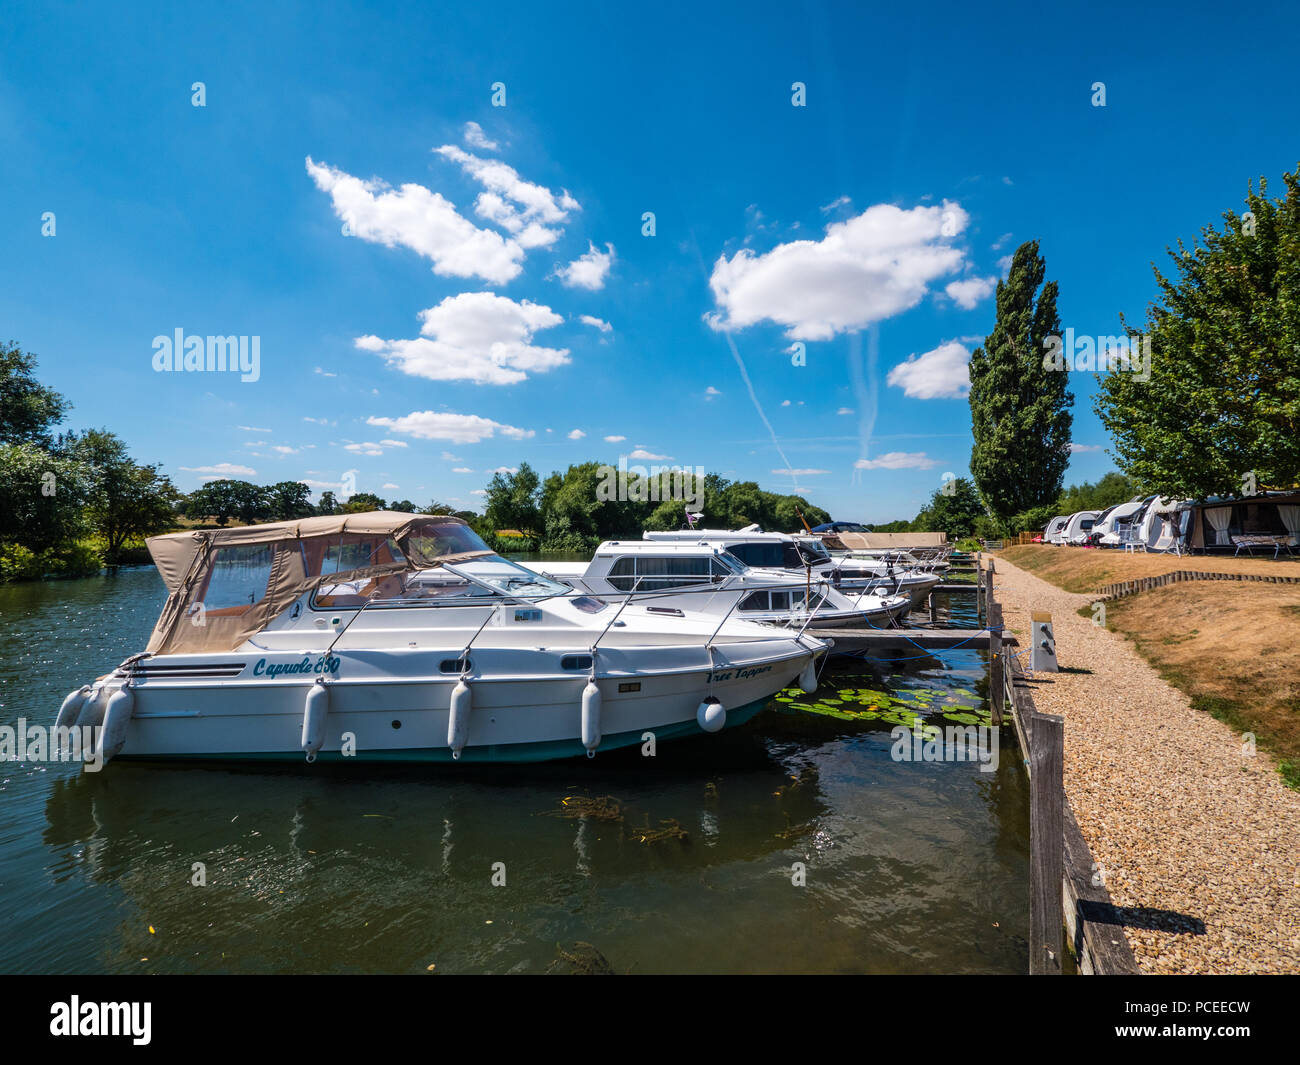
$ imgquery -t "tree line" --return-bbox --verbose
[962,162,1299,535]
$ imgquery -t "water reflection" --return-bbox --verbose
[3,571,1028,974]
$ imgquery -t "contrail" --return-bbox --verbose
[686,229,803,499]
[848,324,879,485]
[720,329,802,497]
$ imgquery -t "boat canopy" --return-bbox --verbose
[144,512,493,655]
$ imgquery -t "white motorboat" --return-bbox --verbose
[55,514,826,768]
[640,529,939,607]
[523,540,912,628]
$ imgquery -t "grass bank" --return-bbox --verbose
[997,545,1300,788]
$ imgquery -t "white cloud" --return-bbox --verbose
[306,156,524,283]
[579,314,612,333]
[452,467,475,473]
[705,386,721,400]
[628,448,670,461]
[303,416,337,426]
[553,241,615,290]
[463,121,499,152]
[235,425,271,433]
[997,254,1014,275]
[781,399,791,407]
[854,452,939,470]
[344,442,386,457]
[707,201,970,340]
[180,463,256,477]
[492,466,519,474]
[435,144,578,249]
[314,367,337,377]
[367,410,534,444]
[567,429,585,440]
[271,445,300,454]
[944,276,997,309]
[356,292,569,386]
[772,468,830,476]
[382,482,400,490]
[603,434,626,443]
[1068,443,1102,453]
[441,451,462,461]
[820,195,851,213]
[836,407,854,415]
[886,340,972,399]
[471,489,487,497]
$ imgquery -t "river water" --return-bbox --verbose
[0,566,1028,974]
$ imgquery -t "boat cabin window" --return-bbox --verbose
[606,554,733,592]
[739,590,769,611]
[187,544,274,618]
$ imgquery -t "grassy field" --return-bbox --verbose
[997,545,1300,788]
[998,544,1300,593]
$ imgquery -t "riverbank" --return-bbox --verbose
[992,556,1300,973]
[999,545,1300,787]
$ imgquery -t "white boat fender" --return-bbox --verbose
[302,680,329,763]
[448,678,472,760]
[98,686,135,763]
[56,686,92,731]
[797,660,819,694]
[581,680,601,756]
[696,697,726,733]
[75,685,107,730]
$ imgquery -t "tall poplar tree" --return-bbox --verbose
[967,241,1074,521]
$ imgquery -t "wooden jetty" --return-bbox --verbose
[816,626,1013,651]
[979,554,1140,976]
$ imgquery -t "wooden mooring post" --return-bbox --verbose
[1029,712,1065,974]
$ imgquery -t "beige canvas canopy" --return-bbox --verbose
[828,531,948,550]
[144,512,492,655]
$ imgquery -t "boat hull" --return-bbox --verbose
[89,641,817,765]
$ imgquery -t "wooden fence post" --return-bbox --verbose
[1030,712,1065,974]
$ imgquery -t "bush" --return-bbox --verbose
[0,543,43,581]
[43,542,104,578]
[0,541,103,581]
[539,513,599,556]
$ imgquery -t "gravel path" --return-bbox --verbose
[992,558,1300,974]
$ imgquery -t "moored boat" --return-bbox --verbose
[56,513,826,768]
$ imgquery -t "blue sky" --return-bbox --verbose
[3,0,1298,523]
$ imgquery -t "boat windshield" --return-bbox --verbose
[425,555,571,598]
[795,539,832,565]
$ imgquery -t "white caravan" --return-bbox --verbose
[1062,511,1101,545]
[1044,516,1070,544]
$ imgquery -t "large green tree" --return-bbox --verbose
[0,342,69,447]
[912,477,987,539]
[484,462,542,533]
[57,429,180,560]
[1094,164,1300,498]
[968,241,1074,521]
